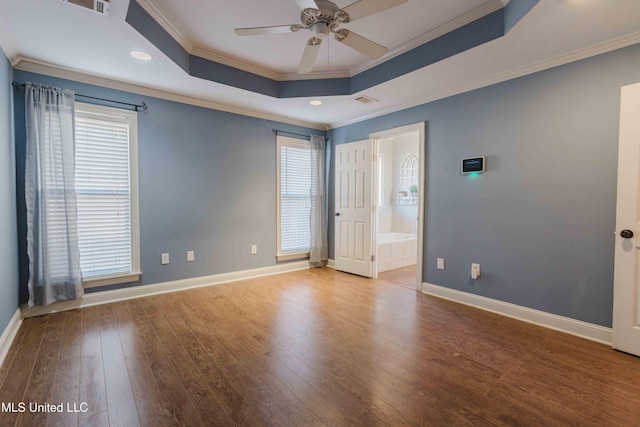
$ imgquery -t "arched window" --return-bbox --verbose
[400,153,418,189]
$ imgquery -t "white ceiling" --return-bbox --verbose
[148,0,490,75]
[0,0,639,130]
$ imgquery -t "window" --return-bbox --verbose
[400,153,418,189]
[277,136,311,260]
[74,103,140,287]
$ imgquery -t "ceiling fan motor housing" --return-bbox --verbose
[302,0,345,36]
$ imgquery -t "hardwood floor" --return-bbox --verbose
[378,265,417,289]
[0,267,638,426]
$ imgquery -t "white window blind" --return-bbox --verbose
[75,106,134,280]
[278,137,311,255]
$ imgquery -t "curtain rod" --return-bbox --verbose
[272,128,329,142]
[12,82,148,112]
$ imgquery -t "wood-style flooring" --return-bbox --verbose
[0,267,638,426]
[378,265,417,289]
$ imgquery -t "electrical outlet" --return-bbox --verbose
[471,263,480,279]
[251,245,257,255]
[187,251,195,262]
[437,258,445,270]
[161,253,170,265]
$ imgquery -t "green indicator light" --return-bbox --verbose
[468,172,481,178]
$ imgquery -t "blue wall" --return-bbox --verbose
[328,43,640,328]
[0,50,18,330]
[13,70,323,302]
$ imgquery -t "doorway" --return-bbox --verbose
[613,82,640,357]
[371,123,426,292]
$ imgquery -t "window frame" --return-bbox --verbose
[400,153,418,189]
[276,135,311,262]
[74,102,141,288]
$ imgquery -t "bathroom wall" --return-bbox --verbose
[392,133,419,233]
[377,135,419,235]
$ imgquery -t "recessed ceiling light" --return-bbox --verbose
[309,100,322,106]
[130,50,152,61]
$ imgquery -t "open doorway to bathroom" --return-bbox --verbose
[371,123,425,291]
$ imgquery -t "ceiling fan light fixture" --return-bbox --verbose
[130,50,152,61]
[310,99,323,106]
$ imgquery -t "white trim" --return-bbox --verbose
[276,252,309,262]
[350,0,504,76]
[276,135,313,258]
[327,259,336,269]
[131,0,502,82]
[13,59,326,131]
[82,272,142,289]
[74,102,141,288]
[422,282,613,345]
[0,309,23,369]
[329,31,640,129]
[13,29,639,132]
[193,45,351,81]
[135,0,194,52]
[22,261,311,318]
[370,123,426,292]
[191,46,281,81]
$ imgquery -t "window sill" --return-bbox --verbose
[82,272,142,289]
[277,252,309,262]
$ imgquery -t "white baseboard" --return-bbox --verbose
[327,259,336,269]
[0,309,23,368]
[22,261,311,318]
[422,282,612,345]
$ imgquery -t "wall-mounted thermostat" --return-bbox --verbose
[461,157,485,174]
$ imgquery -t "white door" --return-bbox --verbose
[335,140,373,277]
[613,82,640,356]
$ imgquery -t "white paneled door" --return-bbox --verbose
[613,82,640,357]
[335,140,373,277]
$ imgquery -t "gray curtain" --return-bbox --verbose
[25,82,82,307]
[310,135,328,266]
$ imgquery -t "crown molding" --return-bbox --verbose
[134,0,503,82]
[192,46,350,81]
[277,68,352,81]
[13,58,327,130]
[328,31,640,129]
[191,46,281,80]
[135,0,194,52]
[350,0,504,76]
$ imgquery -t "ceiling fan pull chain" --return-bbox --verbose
[327,37,330,70]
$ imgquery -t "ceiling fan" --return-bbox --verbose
[234,0,408,74]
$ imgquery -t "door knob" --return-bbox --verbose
[335,212,340,216]
[620,229,634,238]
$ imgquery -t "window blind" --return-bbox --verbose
[280,142,311,254]
[75,113,132,279]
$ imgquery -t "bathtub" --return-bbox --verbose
[377,232,417,272]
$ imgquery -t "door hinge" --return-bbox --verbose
[371,255,375,262]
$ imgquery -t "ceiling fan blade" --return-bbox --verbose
[235,25,301,36]
[334,29,386,59]
[298,37,323,74]
[295,0,317,10]
[342,0,408,21]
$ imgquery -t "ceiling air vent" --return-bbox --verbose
[61,0,110,15]
[354,95,378,104]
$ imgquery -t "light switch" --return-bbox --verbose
[437,258,445,270]
[187,251,195,262]
[161,253,169,265]
[251,245,257,255]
